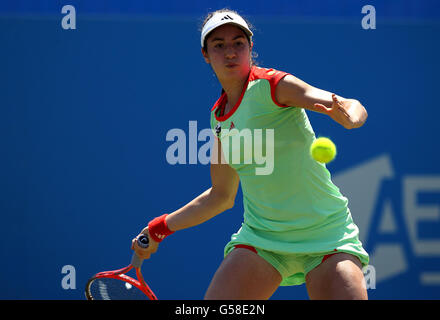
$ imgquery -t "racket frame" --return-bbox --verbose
[85,235,157,300]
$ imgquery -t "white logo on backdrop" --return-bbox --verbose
[334,154,440,286]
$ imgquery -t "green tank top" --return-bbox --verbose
[210,66,356,253]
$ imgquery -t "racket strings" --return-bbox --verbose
[88,277,148,300]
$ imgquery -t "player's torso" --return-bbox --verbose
[210,66,348,230]
[211,69,314,177]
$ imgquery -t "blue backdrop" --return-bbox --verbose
[1,1,439,299]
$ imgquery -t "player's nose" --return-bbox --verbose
[224,45,236,59]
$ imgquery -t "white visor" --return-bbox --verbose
[201,11,253,47]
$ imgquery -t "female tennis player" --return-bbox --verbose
[132,9,369,300]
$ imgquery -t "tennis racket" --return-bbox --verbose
[85,234,158,300]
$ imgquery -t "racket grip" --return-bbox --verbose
[131,234,149,268]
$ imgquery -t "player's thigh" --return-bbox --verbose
[305,252,367,300]
[204,248,282,300]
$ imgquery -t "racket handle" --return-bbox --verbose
[131,234,149,268]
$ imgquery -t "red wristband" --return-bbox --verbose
[148,214,174,243]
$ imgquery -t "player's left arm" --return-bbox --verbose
[275,74,368,129]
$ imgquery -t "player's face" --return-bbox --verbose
[202,24,252,81]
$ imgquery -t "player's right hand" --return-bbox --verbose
[131,227,159,260]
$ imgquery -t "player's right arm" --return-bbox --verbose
[165,136,239,231]
[132,137,239,259]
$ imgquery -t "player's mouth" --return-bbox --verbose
[226,63,239,68]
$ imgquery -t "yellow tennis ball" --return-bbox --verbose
[310,137,337,163]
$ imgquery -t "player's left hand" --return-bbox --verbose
[313,94,365,129]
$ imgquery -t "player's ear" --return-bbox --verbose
[201,48,210,64]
